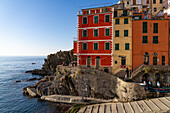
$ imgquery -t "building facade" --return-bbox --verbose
[113,9,132,74]
[74,6,114,71]
[132,14,170,70]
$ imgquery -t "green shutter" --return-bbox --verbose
[94,43,98,50]
[105,28,110,36]
[115,44,119,50]
[124,30,128,37]
[142,36,148,43]
[125,43,129,50]
[124,18,128,24]
[143,22,147,33]
[115,30,119,37]
[105,42,110,50]
[94,29,98,36]
[83,17,87,24]
[94,16,99,23]
[105,15,110,22]
[83,30,87,37]
[153,36,158,44]
[115,19,119,24]
[83,43,87,50]
[153,23,158,33]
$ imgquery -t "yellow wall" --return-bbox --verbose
[151,0,163,15]
[113,15,132,74]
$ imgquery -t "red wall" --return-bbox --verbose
[79,55,112,66]
[132,19,169,70]
[73,41,77,55]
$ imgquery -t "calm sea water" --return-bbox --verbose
[0,56,72,113]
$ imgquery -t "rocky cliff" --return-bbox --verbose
[26,49,77,75]
[24,66,146,102]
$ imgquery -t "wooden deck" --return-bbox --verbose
[77,97,170,113]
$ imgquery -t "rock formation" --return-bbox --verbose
[24,66,146,101]
[26,49,77,76]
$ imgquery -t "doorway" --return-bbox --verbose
[143,52,149,65]
[87,56,91,67]
[95,56,100,68]
[153,57,157,65]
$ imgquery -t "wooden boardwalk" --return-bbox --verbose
[77,97,170,113]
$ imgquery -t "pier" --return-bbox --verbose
[78,97,170,113]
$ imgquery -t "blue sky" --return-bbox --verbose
[0,0,118,56]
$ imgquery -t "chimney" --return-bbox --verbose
[78,11,80,15]
[148,14,152,19]
[164,13,168,19]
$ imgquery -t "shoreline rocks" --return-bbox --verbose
[23,66,146,102]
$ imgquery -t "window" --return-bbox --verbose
[160,0,163,3]
[142,36,148,43]
[124,18,128,24]
[105,42,110,50]
[94,29,98,36]
[115,30,119,37]
[153,23,158,33]
[115,19,119,24]
[115,43,119,50]
[115,61,117,64]
[83,30,87,37]
[143,22,147,33]
[154,7,157,12]
[124,30,128,37]
[87,11,89,14]
[123,10,128,16]
[94,43,98,50]
[153,36,158,44]
[105,15,110,22]
[83,43,87,50]
[153,0,156,4]
[162,56,165,65]
[127,1,129,4]
[83,17,87,24]
[125,43,130,50]
[94,16,99,23]
[114,11,117,17]
[105,28,110,36]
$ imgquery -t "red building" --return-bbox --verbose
[74,6,115,71]
[132,14,170,70]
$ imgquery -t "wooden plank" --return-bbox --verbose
[91,105,98,113]
[99,105,104,113]
[105,104,111,113]
[111,103,117,113]
[78,107,86,113]
[151,99,169,110]
[137,101,152,112]
[144,100,160,111]
[84,106,92,113]
[117,103,125,113]
[130,102,143,113]
[165,97,170,101]
[123,103,134,113]
[159,98,170,108]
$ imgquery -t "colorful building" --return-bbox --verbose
[74,5,116,71]
[132,14,170,70]
[113,9,132,74]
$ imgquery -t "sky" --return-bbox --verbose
[0,0,118,56]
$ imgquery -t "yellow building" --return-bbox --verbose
[113,10,132,74]
[151,0,164,15]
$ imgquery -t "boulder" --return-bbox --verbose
[26,87,37,97]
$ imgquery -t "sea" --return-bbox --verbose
[0,56,72,113]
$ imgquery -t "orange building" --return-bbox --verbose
[132,14,170,70]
